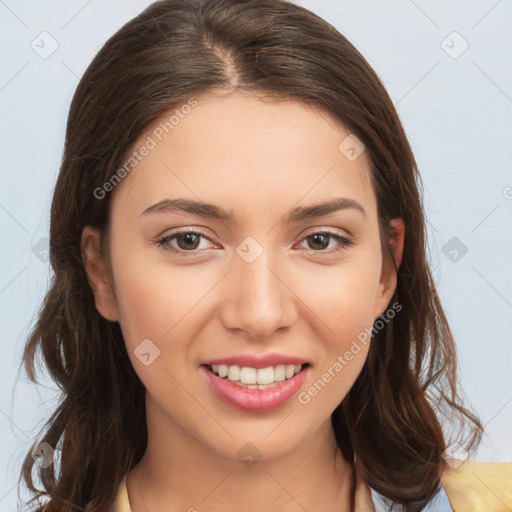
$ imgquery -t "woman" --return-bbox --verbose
[19,0,512,511]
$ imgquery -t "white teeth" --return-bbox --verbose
[227,365,240,381]
[285,365,296,379]
[240,367,257,385]
[274,365,286,382]
[256,367,275,385]
[209,363,304,385]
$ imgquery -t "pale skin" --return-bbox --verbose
[81,90,404,511]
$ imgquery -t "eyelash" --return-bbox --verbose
[156,229,354,256]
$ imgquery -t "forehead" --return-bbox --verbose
[110,91,376,221]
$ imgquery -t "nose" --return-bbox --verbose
[219,244,298,341]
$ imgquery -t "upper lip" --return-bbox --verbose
[202,353,309,369]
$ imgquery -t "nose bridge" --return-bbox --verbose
[220,236,296,338]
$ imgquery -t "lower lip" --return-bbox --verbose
[201,365,309,412]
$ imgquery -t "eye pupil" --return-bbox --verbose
[308,233,329,250]
[178,233,200,250]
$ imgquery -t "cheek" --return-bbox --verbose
[309,249,382,336]
[110,237,177,329]
[110,258,206,406]
[113,269,169,348]
[298,252,381,409]
[109,243,216,366]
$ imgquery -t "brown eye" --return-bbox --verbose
[306,233,330,250]
[299,231,354,254]
[157,230,214,253]
[175,232,201,250]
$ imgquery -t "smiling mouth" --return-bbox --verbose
[204,363,309,389]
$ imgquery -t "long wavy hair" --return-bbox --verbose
[17,0,482,510]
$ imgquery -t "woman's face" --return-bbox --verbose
[83,90,402,462]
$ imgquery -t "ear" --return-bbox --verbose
[388,218,404,270]
[374,218,405,318]
[81,225,120,322]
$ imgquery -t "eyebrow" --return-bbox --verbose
[140,197,366,223]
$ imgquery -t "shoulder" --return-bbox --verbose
[441,459,512,512]
[110,463,512,512]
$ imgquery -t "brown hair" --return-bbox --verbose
[17,0,482,510]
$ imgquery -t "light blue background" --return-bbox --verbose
[1,0,511,509]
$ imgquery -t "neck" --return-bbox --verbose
[126,396,355,512]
